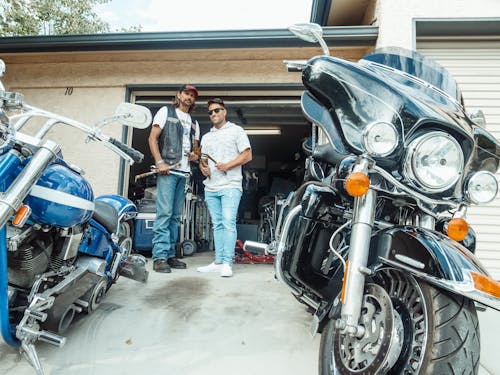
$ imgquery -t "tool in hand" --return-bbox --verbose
[134,163,188,182]
[201,152,227,175]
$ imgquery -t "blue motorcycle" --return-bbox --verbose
[0,59,150,374]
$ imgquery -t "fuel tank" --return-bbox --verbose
[26,163,95,228]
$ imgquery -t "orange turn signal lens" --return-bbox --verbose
[12,205,31,227]
[345,172,370,197]
[447,218,468,242]
[471,271,500,298]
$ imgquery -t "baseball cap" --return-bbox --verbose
[179,84,199,97]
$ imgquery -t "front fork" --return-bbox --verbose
[337,160,377,337]
[0,143,59,375]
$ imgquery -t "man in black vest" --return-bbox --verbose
[148,84,200,273]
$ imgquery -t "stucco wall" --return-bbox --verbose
[375,0,500,48]
[10,86,125,196]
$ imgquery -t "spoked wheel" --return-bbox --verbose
[319,268,480,375]
[112,221,133,284]
[118,221,133,258]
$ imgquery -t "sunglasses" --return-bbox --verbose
[208,107,224,116]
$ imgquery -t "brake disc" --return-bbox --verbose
[334,283,404,374]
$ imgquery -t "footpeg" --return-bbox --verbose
[18,325,66,347]
[38,330,66,347]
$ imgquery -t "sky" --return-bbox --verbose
[94,0,313,33]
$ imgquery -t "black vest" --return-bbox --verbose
[158,106,196,166]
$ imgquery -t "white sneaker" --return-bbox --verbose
[197,262,222,273]
[220,264,233,277]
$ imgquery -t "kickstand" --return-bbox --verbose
[21,341,44,375]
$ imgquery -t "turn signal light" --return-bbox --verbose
[12,205,31,227]
[447,218,468,242]
[471,271,500,298]
[345,172,370,197]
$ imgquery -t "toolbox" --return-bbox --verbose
[133,199,156,251]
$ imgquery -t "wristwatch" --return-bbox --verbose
[155,159,165,167]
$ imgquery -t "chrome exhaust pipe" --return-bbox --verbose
[243,240,269,254]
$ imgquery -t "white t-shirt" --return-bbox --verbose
[153,106,200,172]
[200,121,251,192]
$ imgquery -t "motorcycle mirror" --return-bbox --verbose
[114,103,152,129]
[288,23,330,56]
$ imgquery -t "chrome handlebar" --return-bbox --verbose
[1,102,141,165]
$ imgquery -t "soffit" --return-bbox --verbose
[1,45,373,65]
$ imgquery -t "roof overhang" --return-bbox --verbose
[0,26,378,53]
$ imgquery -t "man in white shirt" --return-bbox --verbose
[197,98,252,277]
[148,84,200,273]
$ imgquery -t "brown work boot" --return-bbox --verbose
[167,258,187,269]
[153,259,171,273]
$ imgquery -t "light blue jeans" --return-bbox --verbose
[152,173,186,260]
[204,188,242,265]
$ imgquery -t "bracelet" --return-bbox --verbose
[155,159,165,167]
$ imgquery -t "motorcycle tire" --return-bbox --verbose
[181,239,197,256]
[118,221,133,258]
[111,220,134,284]
[319,268,480,375]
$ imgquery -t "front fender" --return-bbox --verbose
[371,226,500,311]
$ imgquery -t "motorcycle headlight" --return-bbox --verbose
[362,122,398,157]
[404,131,464,193]
[466,171,498,204]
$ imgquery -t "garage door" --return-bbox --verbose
[417,40,500,279]
[129,87,308,184]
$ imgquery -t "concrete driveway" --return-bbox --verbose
[0,252,320,375]
[0,251,497,374]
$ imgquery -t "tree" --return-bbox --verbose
[0,0,112,36]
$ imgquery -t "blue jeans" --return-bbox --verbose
[152,173,186,260]
[204,188,242,265]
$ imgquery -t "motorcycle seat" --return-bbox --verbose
[92,200,119,235]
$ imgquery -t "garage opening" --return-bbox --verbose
[126,85,311,251]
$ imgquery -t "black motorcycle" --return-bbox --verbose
[246,23,500,374]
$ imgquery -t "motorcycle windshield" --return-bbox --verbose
[361,47,462,102]
[302,48,470,159]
